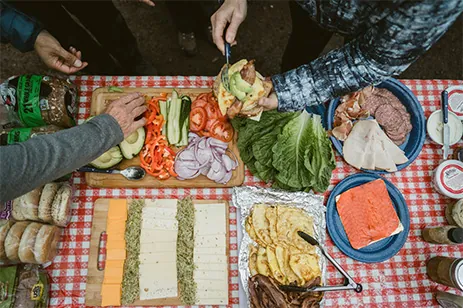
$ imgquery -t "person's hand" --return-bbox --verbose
[211,0,247,54]
[34,31,88,74]
[137,0,155,6]
[258,92,278,111]
[105,93,147,138]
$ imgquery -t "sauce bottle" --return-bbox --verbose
[435,291,463,308]
[422,226,463,244]
[427,256,463,291]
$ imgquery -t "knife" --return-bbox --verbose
[442,90,450,159]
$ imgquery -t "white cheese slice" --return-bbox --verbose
[194,223,226,236]
[194,246,226,255]
[142,217,178,231]
[139,263,178,300]
[193,254,227,266]
[140,252,177,264]
[195,279,228,291]
[142,207,177,219]
[194,269,228,280]
[140,229,178,244]
[194,235,226,247]
[195,298,227,305]
[196,289,229,299]
[195,262,228,271]
[144,199,178,209]
[140,241,177,253]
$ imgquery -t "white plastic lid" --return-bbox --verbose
[447,85,463,120]
[434,160,463,199]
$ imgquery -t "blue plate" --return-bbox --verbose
[326,78,426,173]
[326,174,410,263]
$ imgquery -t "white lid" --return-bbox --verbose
[427,110,463,145]
[434,160,463,199]
[447,85,463,120]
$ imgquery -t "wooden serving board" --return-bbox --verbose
[85,198,230,307]
[85,87,245,188]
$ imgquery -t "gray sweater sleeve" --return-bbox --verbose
[0,114,124,202]
[272,0,463,111]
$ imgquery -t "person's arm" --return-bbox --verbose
[0,1,43,52]
[0,92,147,202]
[270,0,463,112]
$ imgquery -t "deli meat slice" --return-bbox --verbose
[343,120,408,171]
[336,179,404,250]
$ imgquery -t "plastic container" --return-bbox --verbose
[447,85,463,120]
[432,160,463,199]
[446,199,463,228]
[427,256,463,291]
[427,110,463,146]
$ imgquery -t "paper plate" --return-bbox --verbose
[326,78,426,173]
[326,174,410,263]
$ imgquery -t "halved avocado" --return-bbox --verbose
[119,127,145,159]
[232,72,253,93]
[90,146,123,169]
[229,76,246,101]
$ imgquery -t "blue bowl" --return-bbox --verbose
[326,174,410,263]
[326,78,426,173]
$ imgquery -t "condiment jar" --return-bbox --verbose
[422,226,463,244]
[427,256,463,291]
[436,291,463,308]
[446,199,463,228]
[433,160,463,199]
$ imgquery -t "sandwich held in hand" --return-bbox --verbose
[336,179,403,250]
[213,59,273,119]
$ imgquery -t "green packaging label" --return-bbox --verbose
[17,75,46,127]
[7,128,32,144]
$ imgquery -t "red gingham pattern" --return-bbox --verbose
[48,77,463,308]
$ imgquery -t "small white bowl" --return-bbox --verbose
[427,110,463,145]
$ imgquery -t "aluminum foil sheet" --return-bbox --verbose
[232,186,327,307]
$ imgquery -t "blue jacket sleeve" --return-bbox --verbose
[0,1,43,52]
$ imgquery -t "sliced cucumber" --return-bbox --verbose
[90,146,123,169]
[159,100,168,135]
[120,127,145,159]
[167,90,182,145]
[176,95,191,146]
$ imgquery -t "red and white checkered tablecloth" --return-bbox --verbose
[48,77,462,308]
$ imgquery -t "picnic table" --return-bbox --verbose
[49,77,462,307]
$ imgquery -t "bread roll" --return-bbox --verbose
[39,183,59,223]
[18,222,41,263]
[34,225,61,264]
[52,184,72,227]
[0,220,14,261]
[5,222,29,262]
[21,187,43,221]
[11,197,26,221]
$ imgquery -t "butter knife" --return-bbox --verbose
[442,90,450,159]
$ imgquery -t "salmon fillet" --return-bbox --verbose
[335,179,402,250]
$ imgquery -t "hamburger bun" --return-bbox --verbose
[18,222,42,263]
[34,225,61,264]
[21,187,43,221]
[52,184,72,227]
[5,221,29,262]
[0,220,14,261]
[11,197,26,221]
[39,183,59,223]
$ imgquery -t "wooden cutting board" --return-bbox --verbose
[85,87,245,188]
[85,198,230,307]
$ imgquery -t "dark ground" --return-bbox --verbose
[1,1,462,80]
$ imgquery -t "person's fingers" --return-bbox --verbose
[258,94,278,111]
[131,105,148,118]
[212,13,227,54]
[126,96,145,110]
[58,48,82,69]
[226,13,244,44]
[114,92,143,106]
[67,62,88,74]
[132,117,147,132]
[76,51,82,60]
[139,0,155,6]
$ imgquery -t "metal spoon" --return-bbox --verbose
[77,166,146,181]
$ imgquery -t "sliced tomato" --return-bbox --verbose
[210,121,234,143]
[190,107,207,132]
[191,99,208,109]
[196,93,209,101]
[205,119,217,131]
